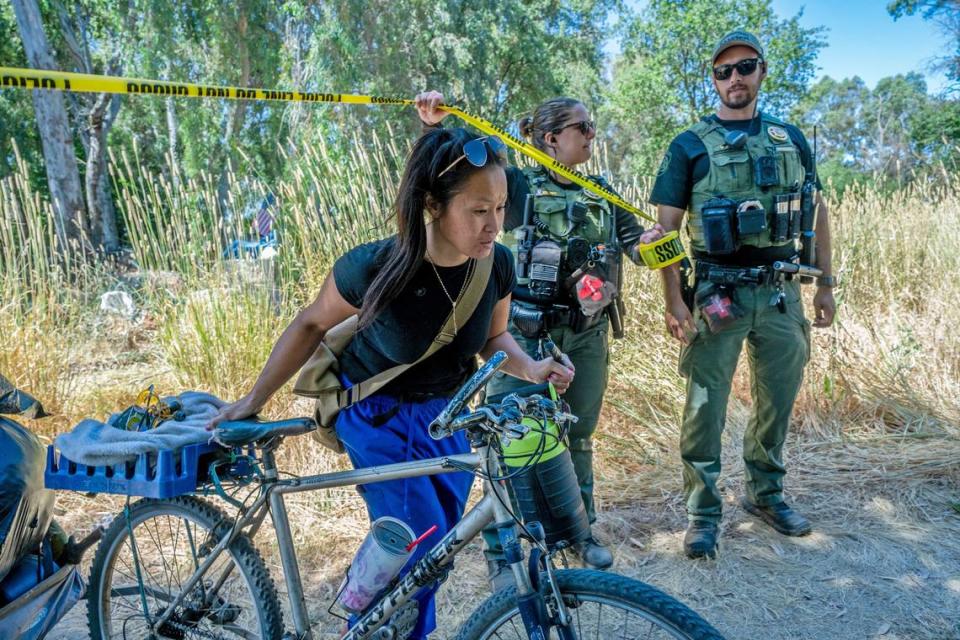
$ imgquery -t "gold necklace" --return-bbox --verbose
[425,250,474,335]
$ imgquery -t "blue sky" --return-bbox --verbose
[617,0,951,95]
[772,0,950,93]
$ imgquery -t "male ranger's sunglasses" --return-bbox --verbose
[712,57,762,81]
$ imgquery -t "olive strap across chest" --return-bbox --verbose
[292,253,493,453]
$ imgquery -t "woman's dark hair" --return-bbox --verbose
[358,127,506,328]
[518,97,583,152]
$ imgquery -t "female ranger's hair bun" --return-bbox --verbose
[523,97,582,152]
[518,115,535,139]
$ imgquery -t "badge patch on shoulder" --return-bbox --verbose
[657,151,672,177]
[767,126,788,143]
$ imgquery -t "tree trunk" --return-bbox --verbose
[166,97,180,193]
[11,0,88,251]
[85,92,122,252]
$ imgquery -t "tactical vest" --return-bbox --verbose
[687,112,806,254]
[504,166,617,306]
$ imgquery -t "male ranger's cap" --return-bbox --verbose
[712,30,764,63]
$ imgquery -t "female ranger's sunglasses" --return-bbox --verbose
[712,57,762,81]
[438,135,508,178]
[554,120,596,135]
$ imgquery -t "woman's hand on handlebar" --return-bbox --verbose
[529,355,575,394]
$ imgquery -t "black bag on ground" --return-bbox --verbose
[0,376,85,639]
[0,376,54,584]
[0,375,48,419]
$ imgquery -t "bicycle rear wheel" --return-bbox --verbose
[456,568,725,640]
[87,495,283,640]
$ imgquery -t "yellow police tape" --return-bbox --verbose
[0,66,685,270]
[637,231,686,269]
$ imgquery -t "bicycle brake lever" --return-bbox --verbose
[502,421,529,443]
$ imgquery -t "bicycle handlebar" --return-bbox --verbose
[430,387,573,441]
[428,350,507,439]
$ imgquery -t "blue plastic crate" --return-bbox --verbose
[44,441,224,498]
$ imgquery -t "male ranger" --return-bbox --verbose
[650,30,836,558]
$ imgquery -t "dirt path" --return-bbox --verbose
[38,350,960,639]
[45,446,959,640]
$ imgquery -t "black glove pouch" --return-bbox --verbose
[510,302,547,339]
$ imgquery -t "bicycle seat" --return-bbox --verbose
[215,417,316,446]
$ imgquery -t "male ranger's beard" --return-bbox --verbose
[721,83,755,110]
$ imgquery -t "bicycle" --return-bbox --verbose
[85,351,725,639]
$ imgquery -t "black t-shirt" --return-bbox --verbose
[333,238,516,396]
[649,114,821,211]
[504,166,647,250]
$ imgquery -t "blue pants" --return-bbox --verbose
[335,392,473,639]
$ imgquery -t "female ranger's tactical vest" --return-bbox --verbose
[687,112,806,257]
[504,166,619,328]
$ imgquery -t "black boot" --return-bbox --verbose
[571,537,614,570]
[683,520,718,559]
[740,498,812,536]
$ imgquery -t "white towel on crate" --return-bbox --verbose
[54,391,227,467]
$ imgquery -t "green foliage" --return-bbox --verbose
[4,0,959,214]
[0,2,44,188]
[5,0,620,200]
[791,72,960,190]
[603,0,826,175]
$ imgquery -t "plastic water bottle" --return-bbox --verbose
[337,517,415,614]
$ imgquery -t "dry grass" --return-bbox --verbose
[2,136,958,639]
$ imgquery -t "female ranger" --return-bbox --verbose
[210,128,573,639]
[416,92,661,579]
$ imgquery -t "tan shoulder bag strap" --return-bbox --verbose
[339,253,494,408]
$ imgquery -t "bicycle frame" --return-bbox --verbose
[146,437,523,640]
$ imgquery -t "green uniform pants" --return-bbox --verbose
[680,278,811,523]
[482,316,610,557]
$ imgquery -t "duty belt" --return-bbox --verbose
[695,261,794,286]
[514,302,576,328]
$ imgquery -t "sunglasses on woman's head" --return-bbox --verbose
[554,120,596,135]
[437,136,508,178]
[712,57,761,81]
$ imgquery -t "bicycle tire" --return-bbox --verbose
[87,495,284,640]
[455,568,725,640]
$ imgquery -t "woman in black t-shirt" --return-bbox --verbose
[209,128,573,639]
[415,92,664,575]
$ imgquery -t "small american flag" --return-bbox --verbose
[255,204,274,237]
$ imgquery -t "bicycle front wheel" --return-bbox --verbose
[87,495,284,640]
[456,568,725,640]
